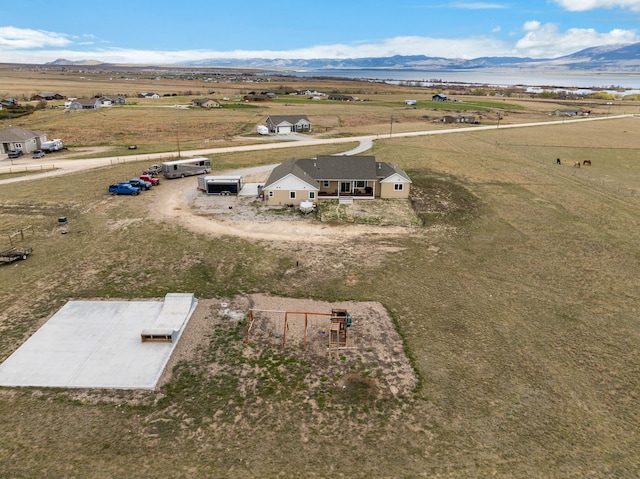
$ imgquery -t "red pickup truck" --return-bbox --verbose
[139,174,160,186]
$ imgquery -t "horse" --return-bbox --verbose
[574,161,581,168]
[583,159,592,166]
[556,158,562,165]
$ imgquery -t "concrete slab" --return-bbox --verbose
[0,293,197,389]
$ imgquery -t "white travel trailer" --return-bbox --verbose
[40,139,64,152]
[257,125,269,135]
[162,157,211,179]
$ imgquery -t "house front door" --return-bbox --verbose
[340,182,351,194]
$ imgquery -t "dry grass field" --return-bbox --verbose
[1,68,640,477]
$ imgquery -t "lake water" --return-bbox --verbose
[263,69,640,93]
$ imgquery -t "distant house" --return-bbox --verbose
[554,108,590,117]
[265,115,312,135]
[432,93,448,102]
[442,113,476,124]
[32,92,66,101]
[0,98,19,110]
[138,92,160,99]
[98,95,127,105]
[65,98,102,110]
[328,94,356,101]
[243,94,271,102]
[262,155,412,206]
[191,98,221,108]
[0,127,47,155]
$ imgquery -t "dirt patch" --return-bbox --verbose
[158,294,418,399]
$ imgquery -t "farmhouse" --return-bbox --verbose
[328,94,356,101]
[98,95,127,105]
[0,98,19,109]
[0,127,47,155]
[65,98,102,110]
[442,113,476,123]
[191,98,221,108]
[32,92,66,101]
[432,93,448,102]
[554,108,590,117]
[243,94,271,102]
[138,92,160,99]
[265,115,312,135]
[262,155,411,206]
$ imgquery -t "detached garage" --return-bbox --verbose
[197,175,243,195]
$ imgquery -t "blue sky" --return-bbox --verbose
[2,0,640,64]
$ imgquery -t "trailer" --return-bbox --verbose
[0,247,32,265]
[40,139,64,152]
[197,175,243,195]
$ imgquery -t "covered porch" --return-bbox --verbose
[317,179,376,200]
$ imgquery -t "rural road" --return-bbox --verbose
[0,114,634,184]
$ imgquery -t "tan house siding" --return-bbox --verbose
[380,182,410,198]
[266,189,316,206]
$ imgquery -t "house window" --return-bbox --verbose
[309,191,315,199]
[394,184,404,191]
[15,143,22,148]
[355,180,365,188]
[289,191,296,199]
[269,191,274,197]
[323,180,330,188]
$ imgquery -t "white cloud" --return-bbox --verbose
[515,22,640,57]
[0,23,638,64]
[0,26,72,49]
[553,0,640,11]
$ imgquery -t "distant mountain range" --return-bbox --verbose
[46,42,640,72]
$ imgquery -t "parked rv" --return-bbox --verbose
[162,157,211,179]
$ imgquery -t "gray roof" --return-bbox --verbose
[266,115,310,125]
[0,127,46,142]
[264,155,411,188]
[264,158,319,188]
[298,155,378,180]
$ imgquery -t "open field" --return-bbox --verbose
[1,69,640,477]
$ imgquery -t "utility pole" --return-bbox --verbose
[176,121,181,159]
[390,116,393,138]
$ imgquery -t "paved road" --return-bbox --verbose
[0,114,633,185]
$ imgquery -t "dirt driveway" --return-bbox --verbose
[153,167,417,244]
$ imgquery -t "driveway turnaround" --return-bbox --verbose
[0,293,197,389]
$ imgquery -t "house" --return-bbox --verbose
[138,92,160,99]
[262,155,412,206]
[191,98,221,108]
[328,94,356,101]
[442,113,476,123]
[65,98,102,110]
[98,95,127,105]
[243,94,271,102]
[32,93,66,101]
[432,93,448,102]
[0,127,47,155]
[0,98,19,109]
[265,115,312,135]
[554,108,590,117]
